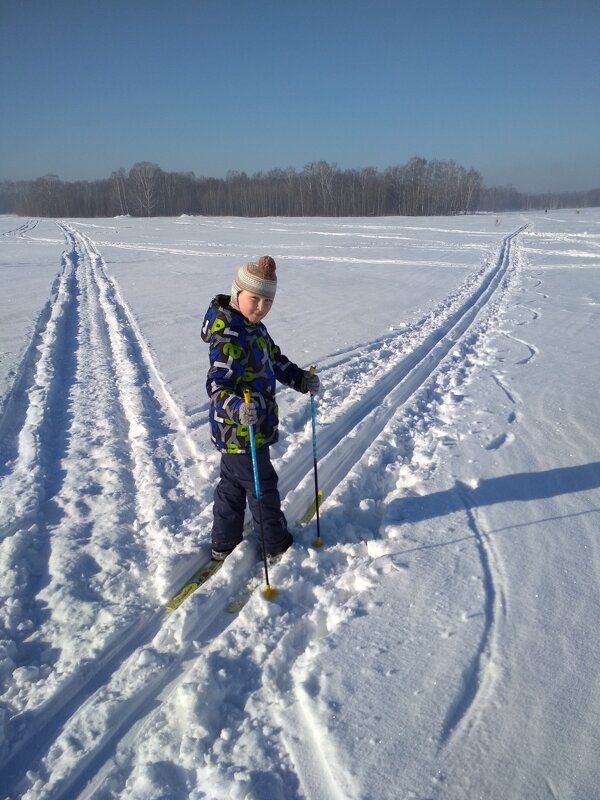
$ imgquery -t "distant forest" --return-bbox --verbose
[1,158,598,218]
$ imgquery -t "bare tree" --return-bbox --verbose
[129,162,162,216]
[111,168,129,215]
[463,169,482,213]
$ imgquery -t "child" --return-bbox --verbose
[201,256,320,560]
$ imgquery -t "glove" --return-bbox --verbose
[238,399,258,426]
[304,370,320,395]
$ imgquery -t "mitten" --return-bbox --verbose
[238,400,258,426]
[303,371,320,395]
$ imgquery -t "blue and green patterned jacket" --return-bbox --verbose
[201,295,307,453]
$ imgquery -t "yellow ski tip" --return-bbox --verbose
[261,584,279,601]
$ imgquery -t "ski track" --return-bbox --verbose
[276,667,360,800]
[278,225,527,525]
[0,223,212,794]
[0,223,526,799]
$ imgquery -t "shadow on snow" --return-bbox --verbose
[390,462,600,526]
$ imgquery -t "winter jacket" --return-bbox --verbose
[201,295,307,453]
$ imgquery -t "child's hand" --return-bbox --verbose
[303,370,320,395]
[238,400,258,426]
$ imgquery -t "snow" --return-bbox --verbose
[1,209,599,799]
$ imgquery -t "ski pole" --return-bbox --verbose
[243,389,278,600]
[308,367,323,548]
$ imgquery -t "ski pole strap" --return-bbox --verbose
[243,389,261,501]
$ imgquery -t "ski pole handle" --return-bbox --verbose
[308,364,317,396]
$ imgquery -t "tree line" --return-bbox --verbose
[0,158,598,218]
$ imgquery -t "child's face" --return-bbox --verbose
[237,291,273,323]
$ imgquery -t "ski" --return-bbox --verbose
[226,554,283,614]
[165,491,325,613]
[298,489,322,524]
[226,487,325,613]
[226,569,264,613]
[226,485,325,614]
[165,558,224,612]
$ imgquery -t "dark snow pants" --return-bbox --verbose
[211,449,292,556]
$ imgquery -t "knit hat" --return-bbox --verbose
[231,256,277,307]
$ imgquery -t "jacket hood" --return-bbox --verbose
[201,295,239,343]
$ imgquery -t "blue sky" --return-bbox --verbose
[1,0,599,192]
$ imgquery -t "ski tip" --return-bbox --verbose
[261,584,279,601]
[164,559,224,612]
[165,584,196,612]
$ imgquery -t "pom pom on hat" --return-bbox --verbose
[231,255,277,305]
[255,255,276,277]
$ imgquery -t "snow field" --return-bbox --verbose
[0,210,599,798]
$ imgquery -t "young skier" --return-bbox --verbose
[201,256,320,561]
